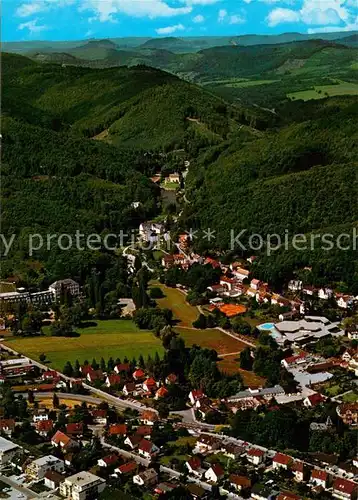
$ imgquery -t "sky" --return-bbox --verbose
[3,0,358,42]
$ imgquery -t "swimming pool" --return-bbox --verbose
[258,322,275,331]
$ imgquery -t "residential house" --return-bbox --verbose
[204,257,221,269]
[310,469,330,489]
[140,410,158,426]
[33,410,49,422]
[229,474,251,492]
[133,468,158,487]
[272,453,292,470]
[80,365,94,377]
[60,471,106,500]
[251,279,262,290]
[292,461,307,482]
[155,386,168,399]
[165,373,177,384]
[168,173,180,183]
[185,457,204,478]
[138,439,159,459]
[51,431,78,452]
[205,464,224,483]
[124,435,141,450]
[35,420,53,438]
[42,370,58,380]
[115,462,137,476]
[332,478,358,500]
[246,448,265,465]
[220,276,236,291]
[281,353,308,369]
[133,369,145,381]
[221,443,245,459]
[142,377,157,393]
[346,325,358,340]
[91,409,107,425]
[136,426,152,439]
[114,363,131,374]
[154,483,178,495]
[0,419,15,436]
[302,285,316,296]
[109,424,127,437]
[86,370,104,383]
[304,393,326,408]
[123,383,136,396]
[97,454,119,468]
[196,434,221,453]
[66,423,83,437]
[187,484,208,499]
[342,349,355,363]
[336,294,354,309]
[105,374,121,388]
[232,266,249,281]
[26,455,65,480]
[189,389,205,405]
[318,288,333,300]
[288,280,303,292]
[44,470,64,490]
[337,403,358,426]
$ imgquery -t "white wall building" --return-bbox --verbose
[60,471,106,500]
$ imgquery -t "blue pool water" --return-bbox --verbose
[258,322,275,330]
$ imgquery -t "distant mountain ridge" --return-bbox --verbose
[3,30,357,54]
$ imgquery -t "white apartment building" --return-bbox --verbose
[60,471,106,500]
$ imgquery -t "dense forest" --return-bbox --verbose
[182,95,358,291]
[2,51,358,293]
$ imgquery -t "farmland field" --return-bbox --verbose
[176,327,247,355]
[287,81,358,101]
[3,319,163,370]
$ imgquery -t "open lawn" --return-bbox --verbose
[150,282,199,327]
[288,81,358,101]
[3,319,163,370]
[341,391,358,403]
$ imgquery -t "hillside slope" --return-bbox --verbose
[3,52,260,150]
[182,96,358,290]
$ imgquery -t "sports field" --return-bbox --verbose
[3,319,163,370]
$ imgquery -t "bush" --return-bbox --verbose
[150,287,164,299]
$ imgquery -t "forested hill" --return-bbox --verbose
[2,52,265,286]
[3,52,268,151]
[182,96,358,292]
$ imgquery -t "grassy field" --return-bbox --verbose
[152,282,250,359]
[218,354,266,386]
[341,391,358,403]
[150,282,199,327]
[288,81,358,101]
[227,79,278,88]
[176,327,247,355]
[4,319,163,370]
